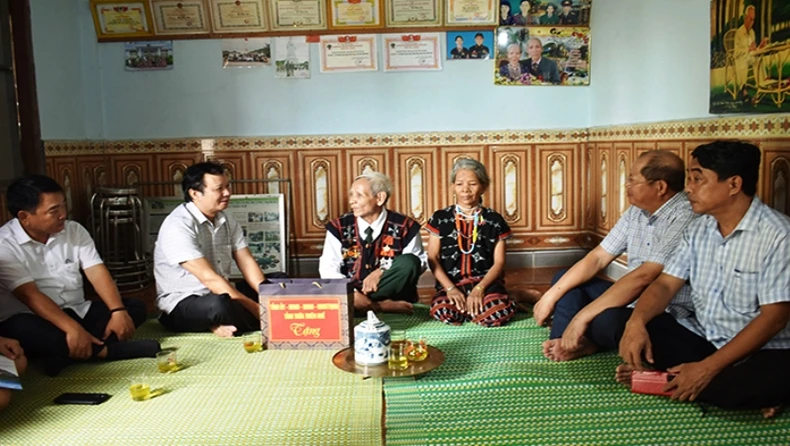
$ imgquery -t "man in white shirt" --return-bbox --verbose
[0,175,160,376]
[319,172,427,314]
[155,162,267,338]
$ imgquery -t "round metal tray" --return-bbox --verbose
[332,345,445,378]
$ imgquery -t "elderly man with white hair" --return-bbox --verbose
[319,172,427,314]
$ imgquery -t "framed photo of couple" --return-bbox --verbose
[494,26,590,86]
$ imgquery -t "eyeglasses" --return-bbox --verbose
[625,177,655,187]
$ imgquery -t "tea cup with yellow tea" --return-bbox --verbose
[156,350,179,373]
[129,379,151,402]
[406,338,428,362]
[243,334,264,353]
[388,329,409,370]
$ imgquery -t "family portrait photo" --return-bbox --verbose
[499,0,591,27]
[494,26,590,86]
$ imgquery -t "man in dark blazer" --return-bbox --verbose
[525,37,561,84]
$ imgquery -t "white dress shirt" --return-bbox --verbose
[318,209,427,279]
[0,219,103,322]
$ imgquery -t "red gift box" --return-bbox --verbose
[631,370,675,397]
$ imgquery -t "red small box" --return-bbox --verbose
[631,371,674,396]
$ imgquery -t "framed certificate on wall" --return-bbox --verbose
[91,0,155,38]
[209,0,269,33]
[269,0,327,30]
[328,0,383,29]
[150,0,212,35]
[445,0,496,26]
[385,0,442,28]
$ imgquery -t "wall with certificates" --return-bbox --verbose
[89,0,502,41]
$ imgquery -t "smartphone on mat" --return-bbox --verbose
[54,392,112,405]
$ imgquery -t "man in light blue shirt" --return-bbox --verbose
[619,141,790,417]
[535,150,697,362]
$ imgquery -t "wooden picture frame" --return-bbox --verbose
[385,0,442,28]
[328,0,384,30]
[445,0,496,26]
[91,0,155,39]
[209,0,269,33]
[150,0,212,35]
[269,0,328,31]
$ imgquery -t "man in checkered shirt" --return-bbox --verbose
[155,162,267,338]
[619,141,790,417]
[535,150,697,362]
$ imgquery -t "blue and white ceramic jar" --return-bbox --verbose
[354,311,391,365]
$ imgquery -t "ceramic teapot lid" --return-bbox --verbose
[357,310,387,331]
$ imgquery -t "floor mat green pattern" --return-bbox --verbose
[380,307,790,446]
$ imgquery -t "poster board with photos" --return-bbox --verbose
[494,26,589,86]
[144,194,287,277]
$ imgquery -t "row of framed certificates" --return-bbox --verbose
[91,0,499,40]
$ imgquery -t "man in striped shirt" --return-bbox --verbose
[535,150,697,361]
[619,141,790,417]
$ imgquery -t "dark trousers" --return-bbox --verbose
[158,283,261,334]
[590,309,790,410]
[549,268,613,339]
[367,254,421,303]
[0,298,147,360]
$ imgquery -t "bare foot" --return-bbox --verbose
[615,363,633,386]
[547,338,598,362]
[542,339,558,360]
[379,300,414,314]
[211,325,237,338]
[353,291,375,313]
[761,405,783,419]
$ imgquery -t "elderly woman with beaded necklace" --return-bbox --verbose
[425,159,516,327]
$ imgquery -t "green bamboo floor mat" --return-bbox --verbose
[380,306,790,446]
[0,322,382,446]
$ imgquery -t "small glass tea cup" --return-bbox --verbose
[129,378,151,402]
[388,340,409,370]
[156,350,179,373]
[406,337,428,362]
[243,333,264,353]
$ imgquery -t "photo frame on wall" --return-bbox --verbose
[328,0,384,29]
[446,0,496,26]
[150,0,212,35]
[209,0,269,33]
[500,0,591,26]
[446,30,493,60]
[268,0,328,31]
[709,0,790,113]
[494,26,590,86]
[385,0,442,28]
[91,0,155,39]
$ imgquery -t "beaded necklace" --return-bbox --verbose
[455,204,480,255]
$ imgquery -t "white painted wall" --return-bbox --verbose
[588,0,714,126]
[30,0,718,140]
